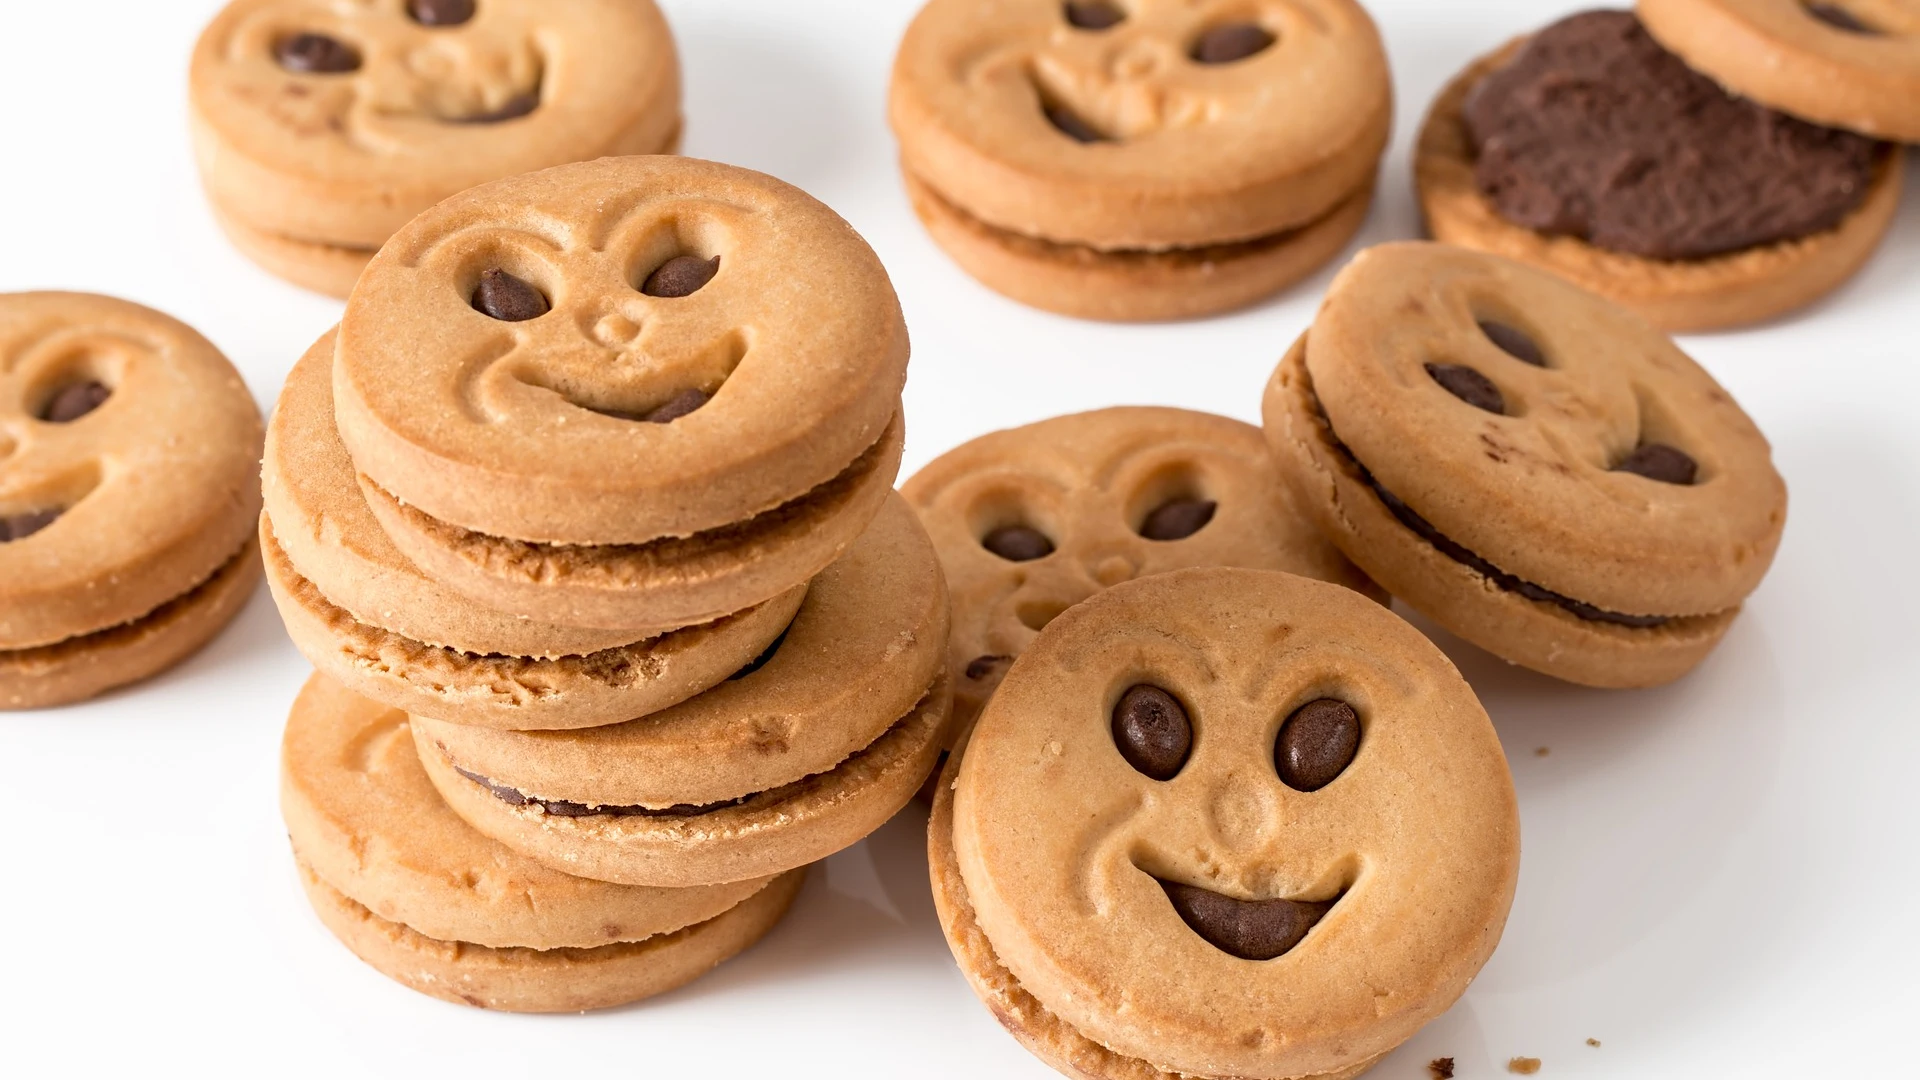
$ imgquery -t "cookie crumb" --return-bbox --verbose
[1508,1057,1542,1074]
[1428,1058,1456,1079]
[1587,1038,1601,1047]
[1534,746,1550,757]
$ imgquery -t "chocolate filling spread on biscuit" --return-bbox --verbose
[1301,376,1671,628]
[455,766,749,818]
[1463,10,1882,259]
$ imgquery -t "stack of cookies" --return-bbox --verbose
[890,0,1393,321]
[189,0,682,297]
[2,293,262,710]
[263,155,950,1010]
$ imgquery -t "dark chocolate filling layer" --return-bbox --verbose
[1304,383,1670,629]
[1463,10,1883,260]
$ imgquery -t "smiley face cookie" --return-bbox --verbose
[1414,10,1902,332]
[1638,0,1920,142]
[1,293,263,709]
[412,496,951,888]
[332,156,908,632]
[1265,243,1788,688]
[263,330,805,731]
[933,568,1518,1079]
[190,0,682,295]
[889,0,1391,320]
[903,407,1382,749]
[283,673,802,1012]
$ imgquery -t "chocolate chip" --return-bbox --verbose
[1139,497,1216,541]
[1160,881,1333,960]
[644,389,710,424]
[0,509,62,543]
[965,655,1011,680]
[1276,698,1360,792]
[642,255,720,298]
[1044,103,1107,144]
[1615,443,1697,485]
[454,90,539,124]
[1805,3,1878,32]
[471,269,549,321]
[409,0,476,26]
[1064,1,1125,29]
[275,33,361,74]
[1191,24,1275,64]
[982,525,1054,562]
[1479,321,1547,367]
[39,381,111,423]
[1426,363,1506,414]
[1112,685,1191,781]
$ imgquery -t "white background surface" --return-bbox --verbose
[2,1,1916,1076]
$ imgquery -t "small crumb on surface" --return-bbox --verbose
[1509,1057,1542,1074]
[1428,1058,1455,1079]
[1587,1038,1601,1047]
[1534,746,1550,757]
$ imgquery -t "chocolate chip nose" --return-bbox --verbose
[1158,880,1335,961]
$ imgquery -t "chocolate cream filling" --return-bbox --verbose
[1302,381,1671,629]
[1463,9,1885,260]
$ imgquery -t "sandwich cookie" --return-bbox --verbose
[263,330,805,731]
[1415,10,1901,332]
[283,674,801,1012]
[332,156,909,631]
[889,0,1391,320]
[933,568,1518,1080]
[1,293,262,709]
[1264,242,1788,688]
[190,0,682,295]
[413,496,951,887]
[903,406,1382,750]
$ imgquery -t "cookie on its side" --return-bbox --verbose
[282,674,802,1012]
[1264,242,1787,688]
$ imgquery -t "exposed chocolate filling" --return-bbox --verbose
[455,765,749,819]
[1463,10,1882,259]
[1304,382,1670,628]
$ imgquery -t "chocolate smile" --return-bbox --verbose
[1155,877,1346,961]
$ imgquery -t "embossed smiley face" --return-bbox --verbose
[903,408,1376,741]
[950,569,1518,1078]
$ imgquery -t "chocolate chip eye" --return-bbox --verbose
[1112,684,1192,781]
[0,508,63,543]
[409,0,476,26]
[1064,1,1126,29]
[1478,321,1548,367]
[1804,3,1878,33]
[965,655,1012,680]
[982,525,1054,562]
[1191,24,1275,64]
[274,33,361,74]
[1275,698,1360,792]
[1043,102,1108,143]
[1614,443,1698,485]
[38,381,111,423]
[641,256,721,298]
[471,269,549,321]
[1138,497,1216,541]
[1426,363,1506,414]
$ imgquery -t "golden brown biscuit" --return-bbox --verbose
[903,406,1381,750]
[207,200,377,299]
[945,568,1517,1079]
[1415,38,1904,333]
[1264,242,1787,688]
[1638,0,1920,142]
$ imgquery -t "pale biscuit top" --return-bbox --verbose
[903,406,1380,738]
[0,293,262,650]
[333,156,910,546]
[190,0,681,246]
[890,0,1392,249]
[1306,243,1787,618]
[953,569,1518,1079]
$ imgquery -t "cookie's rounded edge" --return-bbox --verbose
[207,198,373,299]
[1413,40,1904,333]
[415,673,949,888]
[296,857,803,1013]
[0,535,261,710]
[1264,336,1737,688]
[905,169,1373,322]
